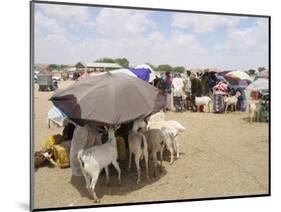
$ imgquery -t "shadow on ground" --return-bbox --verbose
[70,155,168,200]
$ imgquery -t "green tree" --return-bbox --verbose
[47,64,59,71]
[248,69,256,75]
[95,57,129,68]
[258,67,266,72]
[173,66,185,73]
[115,58,129,68]
[157,64,173,73]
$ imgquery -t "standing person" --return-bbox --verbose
[201,72,209,96]
[184,70,192,110]
[191,75,203,111]
[172,73,184,112]
[163,71,172,112]
[237,87,247,112]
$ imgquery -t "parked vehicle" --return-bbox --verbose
[38,74,53,91]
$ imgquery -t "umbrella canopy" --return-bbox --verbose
[135,64,156,82]
[50,73,164,126]
[109,68,137,78]
[246,78,268,91]
[225,71,252,81]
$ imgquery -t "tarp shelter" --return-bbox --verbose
[110,69,137,78]
[47,105,68,127]
[129,68,150,82]
[135,64,156,82]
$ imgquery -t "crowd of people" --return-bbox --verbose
[153,70,247,113]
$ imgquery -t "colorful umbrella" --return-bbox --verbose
[225,71,252,81]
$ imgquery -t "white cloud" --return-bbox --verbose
[37,4,91,24]
[35,11,65,35]
[95,8,155,38]
[172,13,241,33]
[223,18,268,50]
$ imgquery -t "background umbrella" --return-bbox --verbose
[50,73,164,126]
[246,78,268,91]
[225,71,252,82]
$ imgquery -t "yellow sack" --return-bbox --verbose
[53,142,70,168]
[43,134,62,151]
[117,137,126,161]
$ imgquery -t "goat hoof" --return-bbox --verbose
[94,199,101,203]
[118,180,121,186]
[136,181,141,185]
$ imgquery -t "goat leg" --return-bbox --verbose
[112,160,121,185]
[104,166,110,186]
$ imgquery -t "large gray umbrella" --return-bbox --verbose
[50,73,164,125]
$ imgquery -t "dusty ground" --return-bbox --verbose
[33,80,269,209]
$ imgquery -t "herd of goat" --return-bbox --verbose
[77,112,185,203]
[75,95,260,202]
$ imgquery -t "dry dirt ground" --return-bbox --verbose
[33,80,269,209]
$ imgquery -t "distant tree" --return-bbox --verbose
[173,66,185,73]
[157,64,173,73]
[47,64,59,71]
[248,69,256,75]
[95,57,129,68]
[258,67,266,72]
[115,58,129,68]
[95,57,115,63]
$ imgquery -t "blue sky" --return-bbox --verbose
[34,3,269,70]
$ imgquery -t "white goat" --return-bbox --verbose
[132,117,147,132]
[224,93,239,113]
[148,112,165,122]
[161,126,181,164]
[148,119,185,133]
[77,127,121,203]
[249,102,260,123]
[195,96,212,112]
[140,129,165,177]
[128,131,149,184]
[147,119,185,164]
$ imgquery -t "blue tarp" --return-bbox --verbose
[129,68,150,82]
